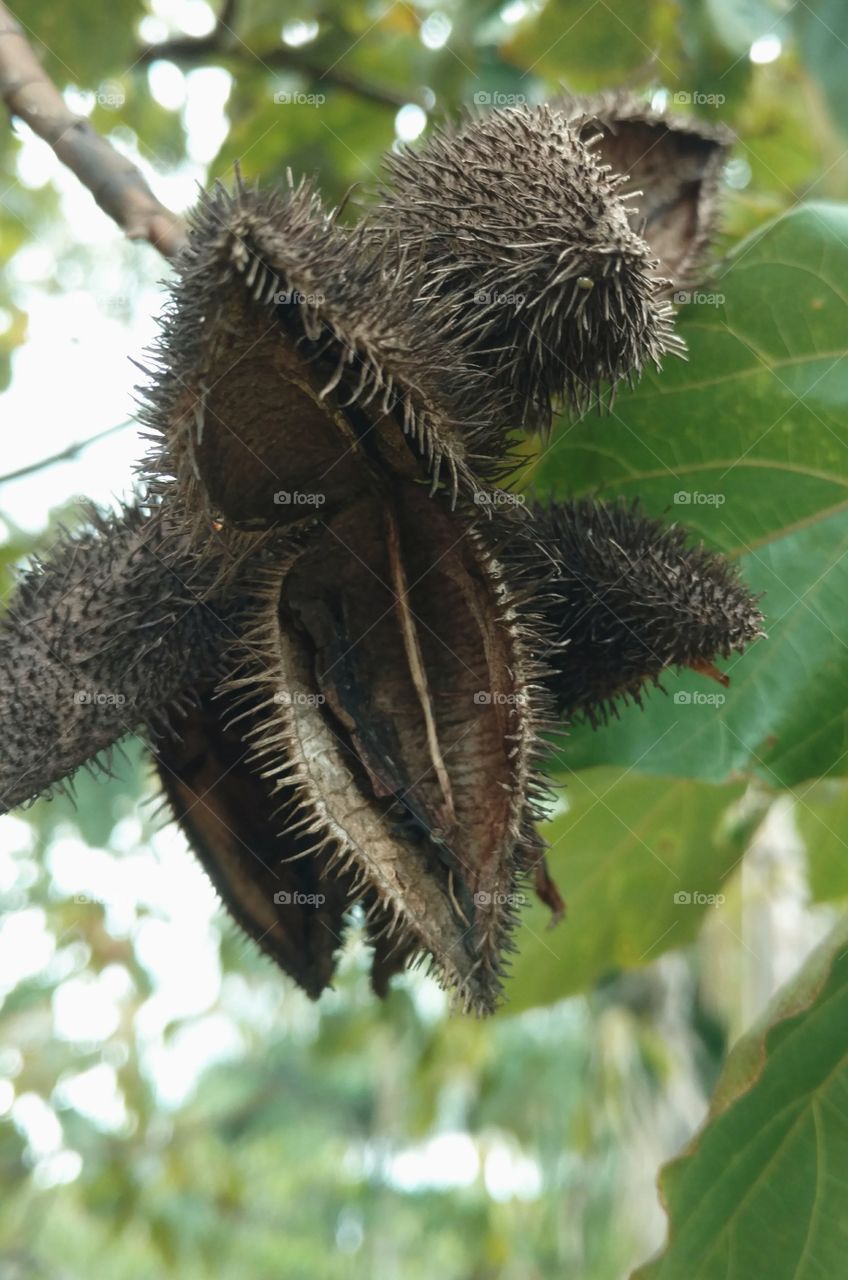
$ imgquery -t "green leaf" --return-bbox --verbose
[529,203,848,788]
[633,917,848,1279]
[703,0,786,56]
[502,0,681,87]
[794,0,848,136]
[502,769,753,1012]
[794,779,848,902]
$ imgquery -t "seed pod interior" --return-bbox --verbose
[559,91,732,288]
[140,180,513,548]
[223,483,553,1011]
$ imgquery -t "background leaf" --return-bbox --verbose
[529,203,848,788]
[633,918,848,1279]
[503,769,757,1012]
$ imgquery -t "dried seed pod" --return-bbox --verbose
[558,91,732,289]
[0,502,234,814]
[153,684,357,999]
[374,103,683,432]
[139,178,510,556]
[204,480,556,1012]
[499,498,764,725]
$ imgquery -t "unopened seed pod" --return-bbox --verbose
[375,103,683,432]
[497,498,765,725]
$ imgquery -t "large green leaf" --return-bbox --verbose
[529,203,848,788]
[633,917,848,1279]
[532,203,848,551]
[502,769,754,1013]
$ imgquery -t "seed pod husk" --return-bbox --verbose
[558,91,732,289]
[374,103,683,432]
[139,178,511,559]
[204,480,556,1012]
[153,684,357,999]
[0,501,234,814]
[498,498,764,725]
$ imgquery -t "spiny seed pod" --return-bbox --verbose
[558,91,732,289]
[0,502,235,814]
[374,103,683,432]
[200,480,557,1012]
[498,498,764,725]
[139,176,511,560]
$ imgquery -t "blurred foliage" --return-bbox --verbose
[2,0,848,1277]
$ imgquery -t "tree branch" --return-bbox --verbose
[138,24,424,112]
[0,420,135,486]
[0,1,185,259]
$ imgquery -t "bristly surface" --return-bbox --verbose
[557,90,732,289]
[0,101,766,1017]
[208,483,559,1013]
[374,103,684,433]
[137,175,515,564]
[499,498,765,725]
[0,501,237,814]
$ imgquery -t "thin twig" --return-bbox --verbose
[0,420,135,486]
[137,20,424,112]
[0,1,186,258]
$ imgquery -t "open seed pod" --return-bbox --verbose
[374,103,683,432]
[139,177,511,563]
[558,91,732,290]
[159,480,556,1012]
[153,682,358,998]
[497,498,765,725]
